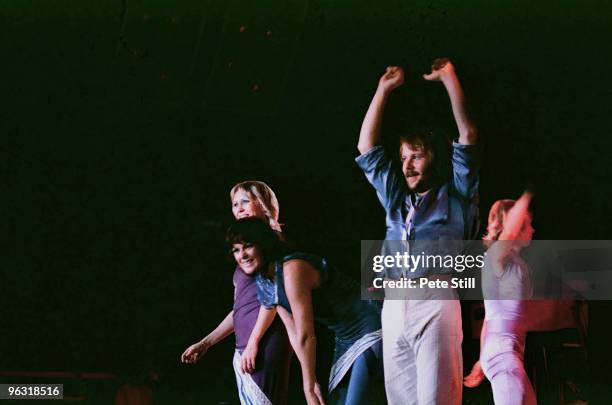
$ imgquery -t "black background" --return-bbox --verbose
[2,0,612,403]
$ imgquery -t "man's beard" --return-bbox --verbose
[405,174,431,194]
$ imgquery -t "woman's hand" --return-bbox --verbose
[463,360,485,388]
[304,382,326,405]
[180,340,209,364]
[240,342,258,374]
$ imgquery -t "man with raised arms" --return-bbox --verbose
[355,59,480,404]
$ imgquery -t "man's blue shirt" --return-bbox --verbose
[356,142,480,278]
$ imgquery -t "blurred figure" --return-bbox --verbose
[464,192,537,405]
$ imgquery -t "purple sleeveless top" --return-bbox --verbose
[231,266,292,404]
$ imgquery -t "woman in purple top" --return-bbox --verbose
[181,181,292,405]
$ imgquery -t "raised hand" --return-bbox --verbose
[423,58,456,82]
[424,58,477,144]
[500,191,534,241]
[378,66,405,94]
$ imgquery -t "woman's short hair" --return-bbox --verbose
[226,217,287,266]
[230,181,281,232]
[483,199,516,243]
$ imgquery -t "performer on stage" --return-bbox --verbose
[356,59,479,404]
[464,192,537,405]
[180,181,293,405]
[227,217,385,405]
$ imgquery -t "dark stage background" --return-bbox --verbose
[2,0,612,403]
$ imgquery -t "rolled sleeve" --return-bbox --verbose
[255,273,278,309]
[451,142,480,200]
[355,146,404,211]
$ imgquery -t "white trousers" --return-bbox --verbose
[481,330,536,405]
[382,298,463,405]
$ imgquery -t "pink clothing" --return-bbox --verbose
[481,251,536,405]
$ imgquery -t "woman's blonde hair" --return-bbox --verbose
[230,181,281,232]
[482,199,516,245]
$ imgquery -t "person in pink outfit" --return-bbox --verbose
[464,192,537,405]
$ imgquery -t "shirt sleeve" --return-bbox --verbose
[255,273,278,310]
[355,145,405,212]
[451,142,480,200]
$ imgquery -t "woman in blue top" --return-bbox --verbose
[227,217,384,405]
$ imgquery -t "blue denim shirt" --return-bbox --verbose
[256,253,381,356]
[356,143,480,278]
